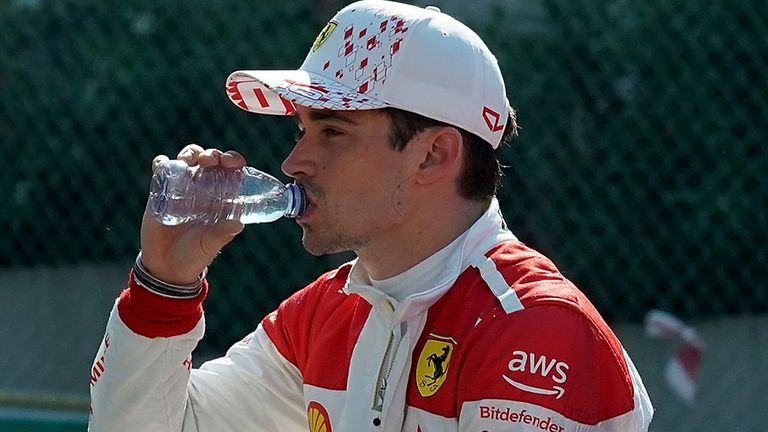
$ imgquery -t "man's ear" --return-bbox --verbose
[416,127,463,185]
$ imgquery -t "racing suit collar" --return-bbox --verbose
[343,197,517,324]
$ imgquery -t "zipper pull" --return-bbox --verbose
[373,376,387,412]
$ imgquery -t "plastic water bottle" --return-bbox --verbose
[149,160,306,225]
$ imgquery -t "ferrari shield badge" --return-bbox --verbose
[312,20,337,52]
[416,334,457,397]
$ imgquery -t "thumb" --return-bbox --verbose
[200,221,245,258]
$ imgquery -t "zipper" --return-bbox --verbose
[371,301,403,414]
[372,332,394,412]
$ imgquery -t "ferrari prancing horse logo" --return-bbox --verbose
[312,20,337,52]
[416,334,457,397]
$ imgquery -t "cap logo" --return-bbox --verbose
[226,77,297,114]
[285,81,327,100]
[482,106,505,133]
[312,21,338,52]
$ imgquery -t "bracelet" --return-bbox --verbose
[133,252,207,299]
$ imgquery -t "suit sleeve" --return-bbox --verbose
[88,271,306,432]
[456,304,653,432]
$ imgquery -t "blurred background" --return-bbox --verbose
[1,0,766,430]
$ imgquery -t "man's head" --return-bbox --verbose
[226,1,517,267]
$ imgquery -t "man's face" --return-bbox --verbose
[282,107,421,257]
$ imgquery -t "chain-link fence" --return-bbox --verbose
[1,0,766,430]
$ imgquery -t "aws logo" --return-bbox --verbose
[307,401,332,432]
[502,350,570,399]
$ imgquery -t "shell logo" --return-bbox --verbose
[307,401,332,432]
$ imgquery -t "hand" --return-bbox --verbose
[139,144,246,285]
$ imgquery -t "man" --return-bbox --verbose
[89,1,653,431]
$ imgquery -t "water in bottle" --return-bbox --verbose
[149,160,306,226]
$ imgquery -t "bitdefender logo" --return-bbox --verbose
[502,350,569,399]
[479,405,565,432]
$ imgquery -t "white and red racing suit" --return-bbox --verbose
[89,199,653,431]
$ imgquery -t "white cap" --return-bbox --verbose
[225,0,511,148]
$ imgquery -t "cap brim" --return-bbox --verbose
[226,70,387,115]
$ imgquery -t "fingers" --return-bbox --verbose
[173,144,246,169]
[177,144,205,165]
[219,150,246,169]
[197,148,224,168]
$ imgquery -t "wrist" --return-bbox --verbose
[134,252,207,299]
[119,268,208,338]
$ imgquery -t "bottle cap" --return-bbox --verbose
[285,183,307,218]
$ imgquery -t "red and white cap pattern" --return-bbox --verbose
[226,0,511,148]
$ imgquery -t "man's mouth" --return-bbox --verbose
[295,180,325,222]
[297,201,315,221]
[296,187,316,221]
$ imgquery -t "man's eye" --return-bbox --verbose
[323,128,343,137]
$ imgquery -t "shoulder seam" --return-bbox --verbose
[470,254,524,314]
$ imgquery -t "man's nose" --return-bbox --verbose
[281,138,315,180]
